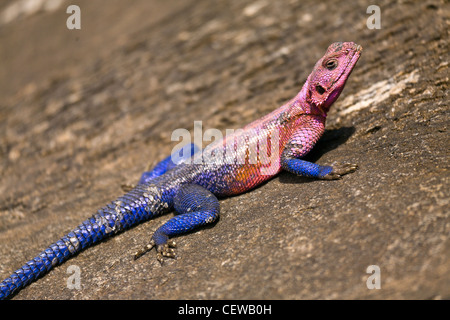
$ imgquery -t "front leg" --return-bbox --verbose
[280,119,357,180]
[281,156,357,180]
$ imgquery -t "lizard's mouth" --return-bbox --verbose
[320,44,362,111]
[336,45,362,85]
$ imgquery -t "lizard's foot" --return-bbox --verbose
[133,239,177,264]
[322,163,358,180]
[133,184,220,264]
[155,240,177,264]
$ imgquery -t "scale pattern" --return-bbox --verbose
[0,42,361,299]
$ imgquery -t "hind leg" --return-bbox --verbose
[134,184,220,263]
[122,143,200,191]
[138,143,200,184]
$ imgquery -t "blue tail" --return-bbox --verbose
[0,186,157,299]
[0,143,199,299]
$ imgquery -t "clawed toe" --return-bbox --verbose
[133,239,177,264]
[133,240,155,260]
[121,183,136,192]
[323,163,358,180]
[156,241,177,264]
[156,240,177,263]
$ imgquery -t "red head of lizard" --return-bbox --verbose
[305,42,362,116]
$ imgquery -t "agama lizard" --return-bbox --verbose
[0,42,362,299]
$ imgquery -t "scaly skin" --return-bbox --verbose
[0,42,362,299]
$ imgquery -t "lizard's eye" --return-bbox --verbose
[324,59,338,70]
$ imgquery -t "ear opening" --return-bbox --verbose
[315,85,326,95]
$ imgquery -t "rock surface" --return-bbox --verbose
[0,0,448,299]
